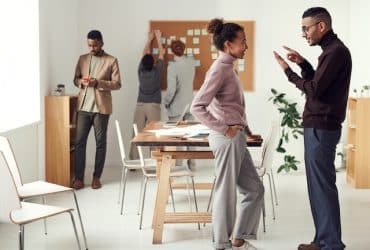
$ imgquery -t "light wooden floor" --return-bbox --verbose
[1,161,369,250]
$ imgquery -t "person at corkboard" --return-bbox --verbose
[274,7,351,250]
[129,30,165,160]
[164,40,196,168]
[191,19,263,250]
[72,30,121,190]
[164,40,195,121]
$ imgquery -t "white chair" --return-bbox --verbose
[0,136,88,249]
[115,120,159,215]
[255,121,280,231]
[0,151,82,250]
[132,122,199,230]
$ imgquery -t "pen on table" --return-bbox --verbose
[171,136,187,140]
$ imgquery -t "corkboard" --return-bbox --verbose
[150,20,255,91]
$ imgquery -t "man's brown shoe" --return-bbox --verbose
[91,178,102,189]
[298,243,320,250]
[72,179,84,190]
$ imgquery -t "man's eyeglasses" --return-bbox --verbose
[301,22,320,33]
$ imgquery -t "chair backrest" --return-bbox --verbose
[0,136,23,188]
[133,123,145,166]
[0,151,21,223]
[115,120,128,166]
[260,121,280,172]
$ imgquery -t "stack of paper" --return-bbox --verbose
[148,124,210,137]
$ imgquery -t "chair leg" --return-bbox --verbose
[73,191,88,250]
[262,196,266,233]
[190,176,200,230]
[68,211,82,250]
[120,168,129,215]
[169,178,176,212]
[42,196,47,235]
[267,173,276,220]
[137,176,145,215]
[186,177,192,211]
[19,224,24,250]
[204,176,216,227]
[139,177,149,230]
[118,166,125,204]
[270,169,278,205]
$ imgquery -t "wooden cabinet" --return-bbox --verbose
[346,97,370,188]
[45,96,77,187]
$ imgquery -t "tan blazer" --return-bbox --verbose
[73,51,121,114]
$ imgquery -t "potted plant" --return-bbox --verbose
[269,88,304,173]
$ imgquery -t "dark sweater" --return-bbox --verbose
[284,30,352,130]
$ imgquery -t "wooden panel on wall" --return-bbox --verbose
[150,20,255,91]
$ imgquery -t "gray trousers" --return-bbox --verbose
[208,130,264,249]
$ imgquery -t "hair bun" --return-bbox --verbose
[207,18,224,34]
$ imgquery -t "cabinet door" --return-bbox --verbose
[45,96,75,186]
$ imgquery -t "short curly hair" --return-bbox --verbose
[170,40,185,56]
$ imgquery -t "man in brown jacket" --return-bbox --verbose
[72,30,121,190]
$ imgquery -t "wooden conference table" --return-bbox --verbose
[131,121,262,244]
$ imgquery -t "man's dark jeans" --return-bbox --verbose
[304,128,345,250]
[74,111,109,181]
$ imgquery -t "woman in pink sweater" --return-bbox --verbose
[191,19,264,250]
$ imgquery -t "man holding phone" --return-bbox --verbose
[73,30,121,189]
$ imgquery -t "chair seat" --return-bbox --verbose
[143,166,194,178]
[125,159,157,169]
[18,181,72,199]
[10,202,73,225]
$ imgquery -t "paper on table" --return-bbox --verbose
[147,124,210,137]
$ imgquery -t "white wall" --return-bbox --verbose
[38,0,353,173]
[71,0,352,170]
[218,0,351,168]
[10,0,363,181]
[72,0,222,168]
[349,0,370,91]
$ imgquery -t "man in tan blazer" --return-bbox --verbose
[72,30,121,190]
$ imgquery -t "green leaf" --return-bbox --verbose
[277,165,285,173]
[277,147,286,153]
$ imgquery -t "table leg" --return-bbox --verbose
[152,154,172,244]
[152,156,162,229]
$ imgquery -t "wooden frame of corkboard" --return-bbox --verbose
[149,20,255,91]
